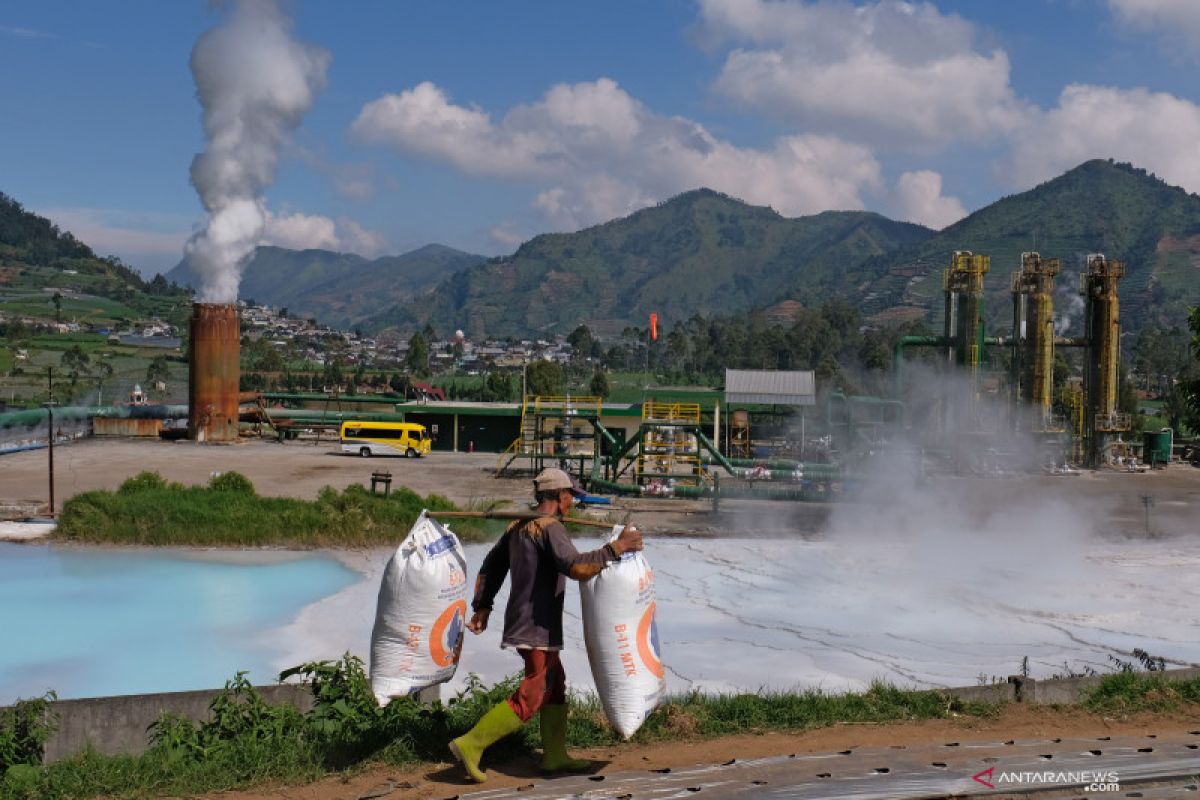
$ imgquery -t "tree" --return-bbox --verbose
[567,324,593,358]
[1182,308,1200,434]
[406,331,430,378]
[52,292,63,323]
[60,345,90,384]
[589,367,610,398]
[481,372,513,402]
[525,360,563,397]
[390,372,412,397]
[146,274,171,295]
[254,346,285,372]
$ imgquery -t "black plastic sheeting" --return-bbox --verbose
[455,730,1200,799]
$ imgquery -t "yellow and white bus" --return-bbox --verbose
[339,421,431,458]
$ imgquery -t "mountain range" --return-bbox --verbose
[11,159,1200,341]
[870,159,1200,335]
[362,160,1200,339]
[167,244,484,329]
[363,191,932,339]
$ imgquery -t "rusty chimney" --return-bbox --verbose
[188,303,240,442]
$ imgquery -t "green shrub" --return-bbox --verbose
[0,665,1008,799]
[1085,672,1200,714]
[0,691,57,771]
[208,472,256,494]
[57,472,494,546]
[116,471,167,494]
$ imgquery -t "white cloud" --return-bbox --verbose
[353,77,907,229]
[334,174,375,200]
[697,0,1027,149]
[36,207,191,274]
[262,211,339,251]
[887,170,966,229]
[0,25,53,39]
[338,219,388,256]
[1109,0,1200,56]
[262,211,387,256]
[290,143,378,200]
[488,222,527,250]
[1002,84,1200,194]
[353,81,540,177]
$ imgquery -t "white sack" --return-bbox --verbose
[369,511,468,705]
[580,526,667,738]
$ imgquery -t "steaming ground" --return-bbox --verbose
[273,534,1200,699]
[3,440,1197,694]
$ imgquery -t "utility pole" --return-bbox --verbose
[45,367,56,516]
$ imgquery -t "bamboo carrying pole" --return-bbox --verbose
[425,510,620,530]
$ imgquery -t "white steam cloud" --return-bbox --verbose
[184,0,330,303]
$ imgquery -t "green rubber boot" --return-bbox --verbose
[449,701,524,783]
[539,704,591,773]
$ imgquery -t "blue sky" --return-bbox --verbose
[3,0,1200,279]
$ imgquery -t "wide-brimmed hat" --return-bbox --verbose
[533,468,586,497]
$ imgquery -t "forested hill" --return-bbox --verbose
[0,192,147,290]
[168,243,484,329]
[0,191,186,316]
[368,161,1200,340]
[364,189,934,339]
[871,160,1200,333]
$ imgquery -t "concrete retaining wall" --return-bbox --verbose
[944,666,1200,707]
[11,668,1199,764]
[41,684,314,763]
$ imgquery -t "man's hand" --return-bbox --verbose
[612,524,643,555]
[467,608,490,634]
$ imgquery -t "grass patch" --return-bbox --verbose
[3,658,997,800]
[559,681,991,748]
[1083,672,1200,715]
[56,471,502,546]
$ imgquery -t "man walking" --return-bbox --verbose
[449,468,643,782]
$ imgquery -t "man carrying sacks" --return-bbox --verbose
[449,468,643,783]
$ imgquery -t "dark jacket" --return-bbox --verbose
[472,516,616,649]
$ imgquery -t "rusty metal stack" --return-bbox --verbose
[187,303,240,442]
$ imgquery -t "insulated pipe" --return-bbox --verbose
[261,392,406,406]
[721,458,842,478]
[892,336,950,397]
[586,474,833,502]
[263,409,408,423]
[693,429,737,474]
[0,404,189,429]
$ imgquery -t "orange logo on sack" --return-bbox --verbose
[429,599,467,668]
[636,602,664,679]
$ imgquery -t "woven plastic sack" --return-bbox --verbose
[580,526,667,738]
[369,512,468,705]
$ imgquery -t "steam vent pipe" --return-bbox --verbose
[1012,252,1060,430]
[188,303,241,442]
[1081,254,1126,466]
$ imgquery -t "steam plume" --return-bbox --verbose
[184,0,329,303]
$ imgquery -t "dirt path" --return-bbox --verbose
[210,706,1200,800]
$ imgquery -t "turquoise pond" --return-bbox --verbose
[0,543,359,704]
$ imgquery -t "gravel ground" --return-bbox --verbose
[1,436,1198,537]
